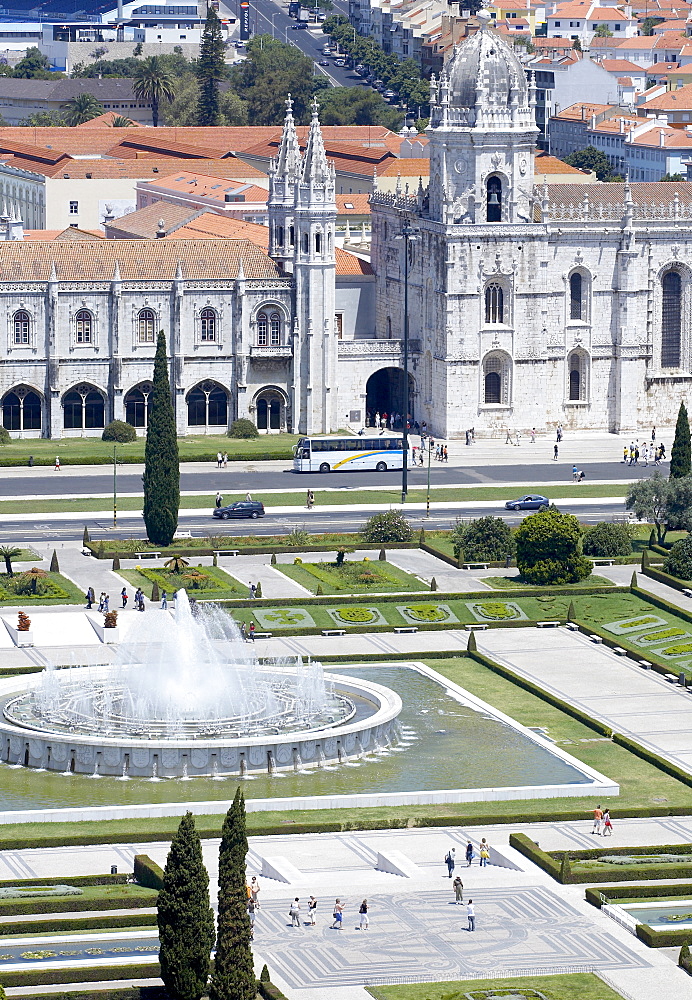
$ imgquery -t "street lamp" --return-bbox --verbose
[113,444,117,529]
[393,221,420,504]
[426,435,432,517]
[271,11,277,37]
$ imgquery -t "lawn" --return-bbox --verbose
[367,972,626,1000]
[0,434,299,467]
[119,564,244,600]
[0,571,84,605]
[484,574,613,590]
[0,883,157,912]
[276,557,426,594]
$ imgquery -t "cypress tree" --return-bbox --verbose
[467,630,477,652]
[143,330,179,547]
[157,812,215,1000]
[112,555,120,571]
[49,550,59,573]
[209,788,255,1000]
[567,600,576,621]
[670,402,691,478]
[82,525,90,545]
[559,853,572,884]
[197,7,225,126]
[631,570,638,589]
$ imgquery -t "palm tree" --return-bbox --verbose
[0,545,21,577]
[110,115,135,127]
[61,93,104,126]
[133,56,176,127]
[164,554,189,574]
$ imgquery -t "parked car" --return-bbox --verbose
[504,495,550,511]
[334,58,345,66]
[213,501,265,520]
[383,89,397,100]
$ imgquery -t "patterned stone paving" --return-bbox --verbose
[253,886,650,989]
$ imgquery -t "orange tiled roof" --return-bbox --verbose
[601,58,645,71]
[142,170,268,203]
[23,227,106,240]
[336,194,371,214]
[534,151,590,173]
[0,157,267,181]
[638,81,692,107]
[74,112,143,128]
[553,101,615,119]
[105,202,200,238]
[379,157,430,177]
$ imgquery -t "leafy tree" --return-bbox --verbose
[641,15,665,34]
[231,36,314,124]
[157,812,215,1000]
[572,37,582,50]
[74,56,144,78]
[624,472,692,542]
[670,402,691,478]
[209,789,255,1000]
[515,507,592,585]
[0,546,21,577]
[228,418,258,438]
[19,110,65,126]
[582,522,632,557]
[133,56,176,127]
[61,93,104,125]
[143,330,180,547]
[564,146,615,181]
[317,87,401,129]
[361,510,412,543]
[661,172,686,182]
[594,23,613,36]
[0,425,9,442]
[665,476,692,534]
[197,6,226,125]
[664,535,692,581]
[450,516,515,563]
[13,47,53,79]
[163,77,247,126]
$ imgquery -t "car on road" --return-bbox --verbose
[334,58,345,66]
[504,494,550,511]
[213,501,265,520]
[318,59,330,65]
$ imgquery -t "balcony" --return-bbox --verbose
[250,344,292,359]
[338,338,421,358]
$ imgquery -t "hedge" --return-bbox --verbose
[134,854,164,891]
[0,891,156,916]
[585,882,692,908]
[642,563,691,593]
[0,963,160,988]
[0,873,127,889]
[508,833,561,879]
[0,911,158,935]
[631,584,692,626]
[87,540,418,560]
[636,923,692,949]
[613,732,692,791]
[257,983,290,1000]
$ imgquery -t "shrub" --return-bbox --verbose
[102,420,137,443]
[49,550,59,573]
[255,581,263,599]
[450,516,515,562]
[0,426,9,444]
[112,556,120,571]
[361,510,412,543]
[515,507,592,585]
[664,535,692,582]
[430,577,437,591]
[680,942,691,972]
[134,854,164,891]
[379,548,386,561]
[583,522,632,558]
[260,965,270,983]
[270,553,277,565]
[286,527,309,546]
[228,419,259,439]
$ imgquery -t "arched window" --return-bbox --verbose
[485,283,504,325]
[257,312,268,346]
[75,309,93,344]
[277,225,284,248]
[483,353,510,405]
[315,232,322,254]
[63,386,104,429]
[270,313,281,346]
[124,384,152,428]
[200,308,216,342]
[187,382,228,428]
[662,270,682,368]
[255,388,286,431]
[2,387,41,431]
[257,310,281,346]
[302,232,309,254]
[13,310,29,345]
[137,309,155,344]
[569,273,583,321]
[567,350,588,401]
[486,176,502,223]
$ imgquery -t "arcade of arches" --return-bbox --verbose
[365,368,415,429]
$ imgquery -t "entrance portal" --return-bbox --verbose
[365,368,415,429]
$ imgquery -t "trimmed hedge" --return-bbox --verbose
[0,891,156,916]
[0,911,158,935]
[642,563,691,593]
[134,854,164,891]
[87,540,419,560]
[508,833,561,879]
[0,873,127,888]
[257,983,290,1000]
[0,963,160,988]
[637,923,692,949]
[585,882,692,908]
[613,732,692,791]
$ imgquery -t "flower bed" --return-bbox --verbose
[120,565,243,600]
[466,600,527,622]
[634,628,691,647]
[327,606,387,626]
[603,615,668,636]
[253,609,316,629]
[396,603,459,624]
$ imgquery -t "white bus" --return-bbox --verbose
[293,435,412,473]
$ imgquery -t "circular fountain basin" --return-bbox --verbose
[0,670,402,778]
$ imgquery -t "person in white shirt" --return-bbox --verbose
[467,899,475,931]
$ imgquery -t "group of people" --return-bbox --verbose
[592,804,614,836]
[367,411,416,433]
[239,621,256,642]
[445,841,490,931]
[623,439,666,466]
[85,589,112,612]
[215,452,229,468]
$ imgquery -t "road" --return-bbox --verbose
[2,498,629,544]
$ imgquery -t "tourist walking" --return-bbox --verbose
[240,621,247,641]
[222,452,228,468]
[103,594,109,613]
[308,895,317,925]
[246,491,252,501]
[445,847,456,878]
[556,424,563,442]
[98,592,105,612]
[453,876,464,904]
[358,899,369,930]
[249,876,261,908]
[248,582,256,599]
[553,444,558,461]
[86,587,94,609]
[121,587,128,609]
[331,899,344,929]
[139,592,146,612]
[216,452,222,469]
[572,464,578,481]
[443,445,448,462]
[161,590,167,610]
[592,803,603,835]
[215,492,223,508]
[652,425,656,443]
[289,898,301,928]
[247,897,256,939]
[467,900,475,931]
[248,622,255,642]
[531,427,536,444]
[54,455,60,471]
[479,840,490,867]
[603,809,613,836]
[306,489,314,509]
[465,842,475,866]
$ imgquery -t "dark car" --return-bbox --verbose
[318,59,330,65]
[504,494,550,511]
[213,501,265,520]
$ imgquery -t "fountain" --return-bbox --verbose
[0,592,401,777]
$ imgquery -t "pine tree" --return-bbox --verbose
[83,526,90,545]
[567,600,575,621]
[157,812,215,1000]
[631,570,638,589]
[670,402,691,478]
[467,630,477,652]
[49,550,59,573]
[209,789,255,1000]
[197,7,225,126]
[143,330,180,546]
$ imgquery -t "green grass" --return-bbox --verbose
[276,558,427,594]
[0,884,157,911]
[0,435,299,466]
[0,571,84,605]
[368,972,626,1000]
[484,574,612,590]
[2,549,40,564]
[119,564,244,600]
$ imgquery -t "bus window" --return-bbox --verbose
[312,440,324,452]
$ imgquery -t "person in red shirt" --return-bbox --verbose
[592,804,603,835]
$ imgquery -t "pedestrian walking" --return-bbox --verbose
[103,594,109,613]
[465,841,475,867]
[54,455,60,471]
[215,492,223,508]
[85,588,93,609]
[660,442,667,460]
[445,847,456,878]
[216,451,222,469]
[240,621,247,641]
[557,424,563,442]
[419,448,424,466]
[161,590,168,610]
[453,876,464,904]
[28,455,33,467]
[467,900,475,931]
[139,593,146,612]
[223,452,228,468]
[246,491,252,501]
[603,808,613,836]
[652,425,656,443]
[248,581,256,599]
[443,445,448,462]
[247,897,256,939]
[306,489,314,509]
[479,841,490,867]
[623,446,628,463]
[249,877,260,909]
[358,899,369,930]
[331,899,344,929]
[308,895,317,925]
[553,444,558,461]
[592,803,603,835]
[572,464,578,481]
[531,427,536,444]
[121,587,128,609]
[289,898,301,928]
[98,592,104,612]
[248,621,255,642]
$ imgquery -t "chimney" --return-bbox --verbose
[620,118,625,132]
[659,129,665,146]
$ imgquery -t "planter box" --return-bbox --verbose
[87,615,120,644]
[2,619,33,647]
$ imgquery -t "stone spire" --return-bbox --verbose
[273,93,301,180]
[301,98,331,186]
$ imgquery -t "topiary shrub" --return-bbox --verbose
[270,552,277,565]
[583,521,632,558]
[49,550,59,573]
[560,854,572,884]
[0,425,10,444]
[260,964,270,983]
[450,515,515,562]
[379,548,386,561]
[515,507,592,585]
[112,556,120,571]
[228,419,259,439]
[102,420,137,443]
[255,581,263,599]
[664,535,692,581]
[361,510,412,543]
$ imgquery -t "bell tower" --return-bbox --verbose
[268,95,300,270]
